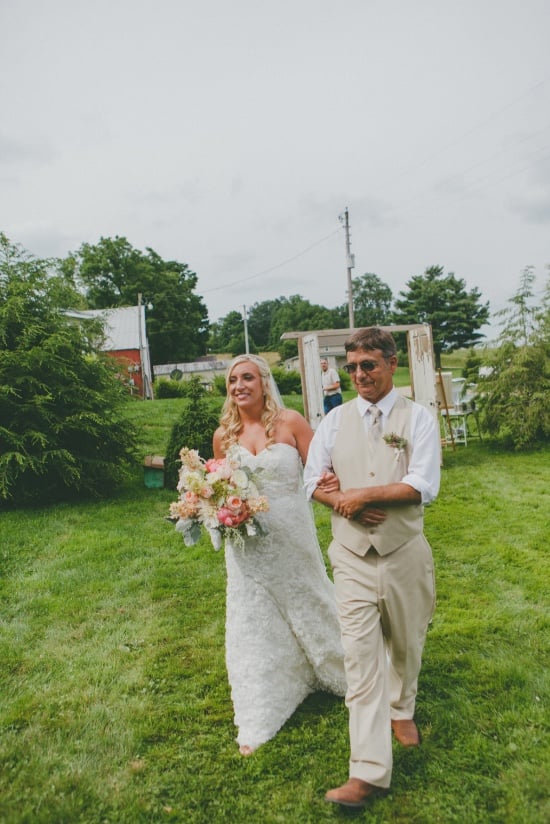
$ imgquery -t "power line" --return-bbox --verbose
[384,137,550,220]
[343,77,550,227]
[205,75,550,309]
[202,227,341,293]
[345,73,550,226]
[377,74,550,191]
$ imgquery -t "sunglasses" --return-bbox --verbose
[343,360,379,374]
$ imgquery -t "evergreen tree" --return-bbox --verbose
[392,265,490,368]
[0,234,137,506]
[164,377,220,490]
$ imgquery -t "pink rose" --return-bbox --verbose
[216,507,233,526]
[216,506,249,528]
[204,458,225,473]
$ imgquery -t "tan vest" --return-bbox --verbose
[331,396,424,557]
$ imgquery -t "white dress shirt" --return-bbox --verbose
[322,367,341,395]
[304,388,440,504]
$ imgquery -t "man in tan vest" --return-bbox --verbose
[304,327,441,808]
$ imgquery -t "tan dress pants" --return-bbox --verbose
[328,535,435,787]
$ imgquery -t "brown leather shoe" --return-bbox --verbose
[391,719,420,747]
[325,778,378,808]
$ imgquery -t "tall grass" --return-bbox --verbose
[0,398,548,823]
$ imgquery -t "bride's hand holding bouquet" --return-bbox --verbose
[169,447,269,550]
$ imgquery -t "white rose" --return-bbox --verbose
[231,469,249,490]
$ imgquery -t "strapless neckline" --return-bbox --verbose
[235,442,297,457]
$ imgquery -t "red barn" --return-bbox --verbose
[66,305,154,399]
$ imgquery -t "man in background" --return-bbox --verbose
[321,358,342,415]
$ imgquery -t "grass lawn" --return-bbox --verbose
[1,398,549,823]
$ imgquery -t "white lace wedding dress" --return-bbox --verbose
[224,443,346,751]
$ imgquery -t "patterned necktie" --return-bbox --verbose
[368,405,382,440]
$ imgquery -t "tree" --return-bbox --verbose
[208,310,252,354]
[211,296,347,359]
[538,265,550,340]
[63,236,209,364]
[142,247,209,364]
[477,266,550,449]
[0,234,137,506]
[247,298,285,349]
[267,295,345,359]
[462,349,484,384]
[164,377,220,490]
[392,265,490,368]
[493,265,537,346]
[226,334,258,357]
[344,272,393,327]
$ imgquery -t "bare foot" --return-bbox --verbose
[239,745,255,756]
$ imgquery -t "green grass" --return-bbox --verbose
[1,399,549,823]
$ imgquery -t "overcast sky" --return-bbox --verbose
[2,0,549,339]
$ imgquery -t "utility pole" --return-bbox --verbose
[242,305,250,354]
[341,208,355,328]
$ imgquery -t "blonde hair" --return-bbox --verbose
[218,355,282,452]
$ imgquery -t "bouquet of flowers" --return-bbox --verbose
[168,447,269,550]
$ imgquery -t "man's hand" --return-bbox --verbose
[334,488,388,524]
[355,507,387,526]
[333,488,368,519]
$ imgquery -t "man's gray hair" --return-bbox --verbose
[344,327,397,359]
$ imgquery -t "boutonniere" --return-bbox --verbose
[383,433,407,459]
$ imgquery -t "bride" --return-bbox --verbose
[212,354,346,755]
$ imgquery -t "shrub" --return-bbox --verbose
[462,349,484,383]
[477,267,550,450]
[155,378,214,399]
[212,374,227,396]
[478,343,550,449]
[155,379,188,399]
[271,367,302,395]
[338,368,351,391]
[164,376,220,490]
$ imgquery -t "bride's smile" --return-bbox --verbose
[228,362,263,407]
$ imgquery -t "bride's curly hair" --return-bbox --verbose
[218,354,282,453]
